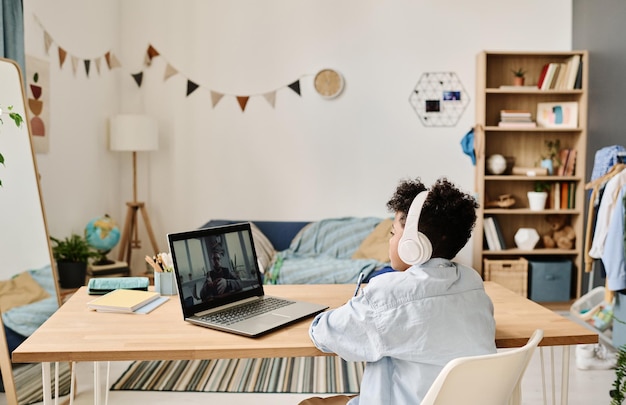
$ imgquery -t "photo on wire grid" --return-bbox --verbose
[443,91,461,101]
[425,100,440,112]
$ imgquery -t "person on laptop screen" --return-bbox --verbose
[301,178,497,405]
[199,236,243,300]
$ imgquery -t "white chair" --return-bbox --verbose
[421,329,544,405]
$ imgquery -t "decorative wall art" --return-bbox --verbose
[314,69,344,99]
[25,55,50,153]
[33,15,336,113]
[408,72,470,127]
[536,102,578,129]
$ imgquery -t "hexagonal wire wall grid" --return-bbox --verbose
[408,72,470,127]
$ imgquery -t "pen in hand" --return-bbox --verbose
[354,272,365,297]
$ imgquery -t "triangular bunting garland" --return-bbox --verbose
[211,91,224,107]
[288,80,301,96]
[186,80,199,96]
[58,48,67,68]
[236,96,250,112]
[132,72,143,87]
[109,53,121,69]
[43,31,53,55]
[71,56,79,75]
[32,15,333,111]
[146,45,159,65]
[163,63,178,81]
[105,52,112,69]
[263,91,276,108]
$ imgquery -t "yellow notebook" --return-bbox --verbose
[87,289,160,313]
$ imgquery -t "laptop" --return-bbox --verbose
[167,222,328,337]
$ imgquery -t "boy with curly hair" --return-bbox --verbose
[300,177,496,405]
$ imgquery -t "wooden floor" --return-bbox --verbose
[0,344,615,405]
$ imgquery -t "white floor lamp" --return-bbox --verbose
[110,114,160,267]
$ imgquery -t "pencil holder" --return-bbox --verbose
[155,272,176,295]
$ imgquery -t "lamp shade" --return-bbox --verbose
[109,114,158,152]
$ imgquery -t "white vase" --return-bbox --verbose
[527,191,548,211]
[514,228,540,250]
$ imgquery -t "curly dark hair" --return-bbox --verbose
[387,177,479,259]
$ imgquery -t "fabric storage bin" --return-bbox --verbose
[528,259,572,302]
[483,258,528,297]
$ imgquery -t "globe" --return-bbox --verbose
[85,215,121,264]
[486,154,507,175]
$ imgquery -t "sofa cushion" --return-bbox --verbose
[351,217,393,263]
[249,222,276,273]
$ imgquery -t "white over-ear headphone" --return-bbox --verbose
[398,191,433,265]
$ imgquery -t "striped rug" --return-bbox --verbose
[12,362,71,405]
[111,357,365,393]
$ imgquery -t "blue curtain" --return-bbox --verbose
[0,0,25,81]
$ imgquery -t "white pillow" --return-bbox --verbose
[250,223,276,273]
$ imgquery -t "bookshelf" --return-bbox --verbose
[474,51,588,302]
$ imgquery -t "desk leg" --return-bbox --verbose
[539,346,572,405]
[93,361,110,405]
[41,362,52,405]
[560,346,570,405]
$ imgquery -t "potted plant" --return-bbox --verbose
[511,68,526,86]
[527,181,550,211]
[50,233,99,288]
[540,139,561,175]
[611,344,626,404]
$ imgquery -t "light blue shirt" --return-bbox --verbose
[309,258,496,404]
[603,185,626,291]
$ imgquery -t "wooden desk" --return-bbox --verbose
[13,282,597,404]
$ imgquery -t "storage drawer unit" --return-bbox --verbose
[528,259,572,302]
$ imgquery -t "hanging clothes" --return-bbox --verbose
[602,184,626,292]
[587,165,626,261]
[584,164,626,273]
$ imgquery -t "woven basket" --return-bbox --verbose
[483,258,528,297]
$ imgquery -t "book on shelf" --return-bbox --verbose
[556,148,577,176]
[566,54,581,90]
[511,166,549,176]
[87,288,161,313]
[549,181,576,209]
[554,62,569,90]
[491,216,506,249]
[483,216,502,251]
[500,109,531,117]
[497,121,537,128]
[540,63,558,90]
[537,63,549,89]
[574,60,583,89]
[499,110,535,127]
[498,85,537,91]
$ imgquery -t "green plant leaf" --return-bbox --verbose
[8,112,23,127]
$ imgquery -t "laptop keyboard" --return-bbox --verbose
[200,297,294,325]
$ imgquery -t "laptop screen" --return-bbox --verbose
[168,223,265,317]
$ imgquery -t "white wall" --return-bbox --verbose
[23,0,572,274]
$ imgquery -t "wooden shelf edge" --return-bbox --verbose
[484,208,580,214]
[482,248,578,255]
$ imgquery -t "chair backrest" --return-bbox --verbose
[421,329,544,405]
